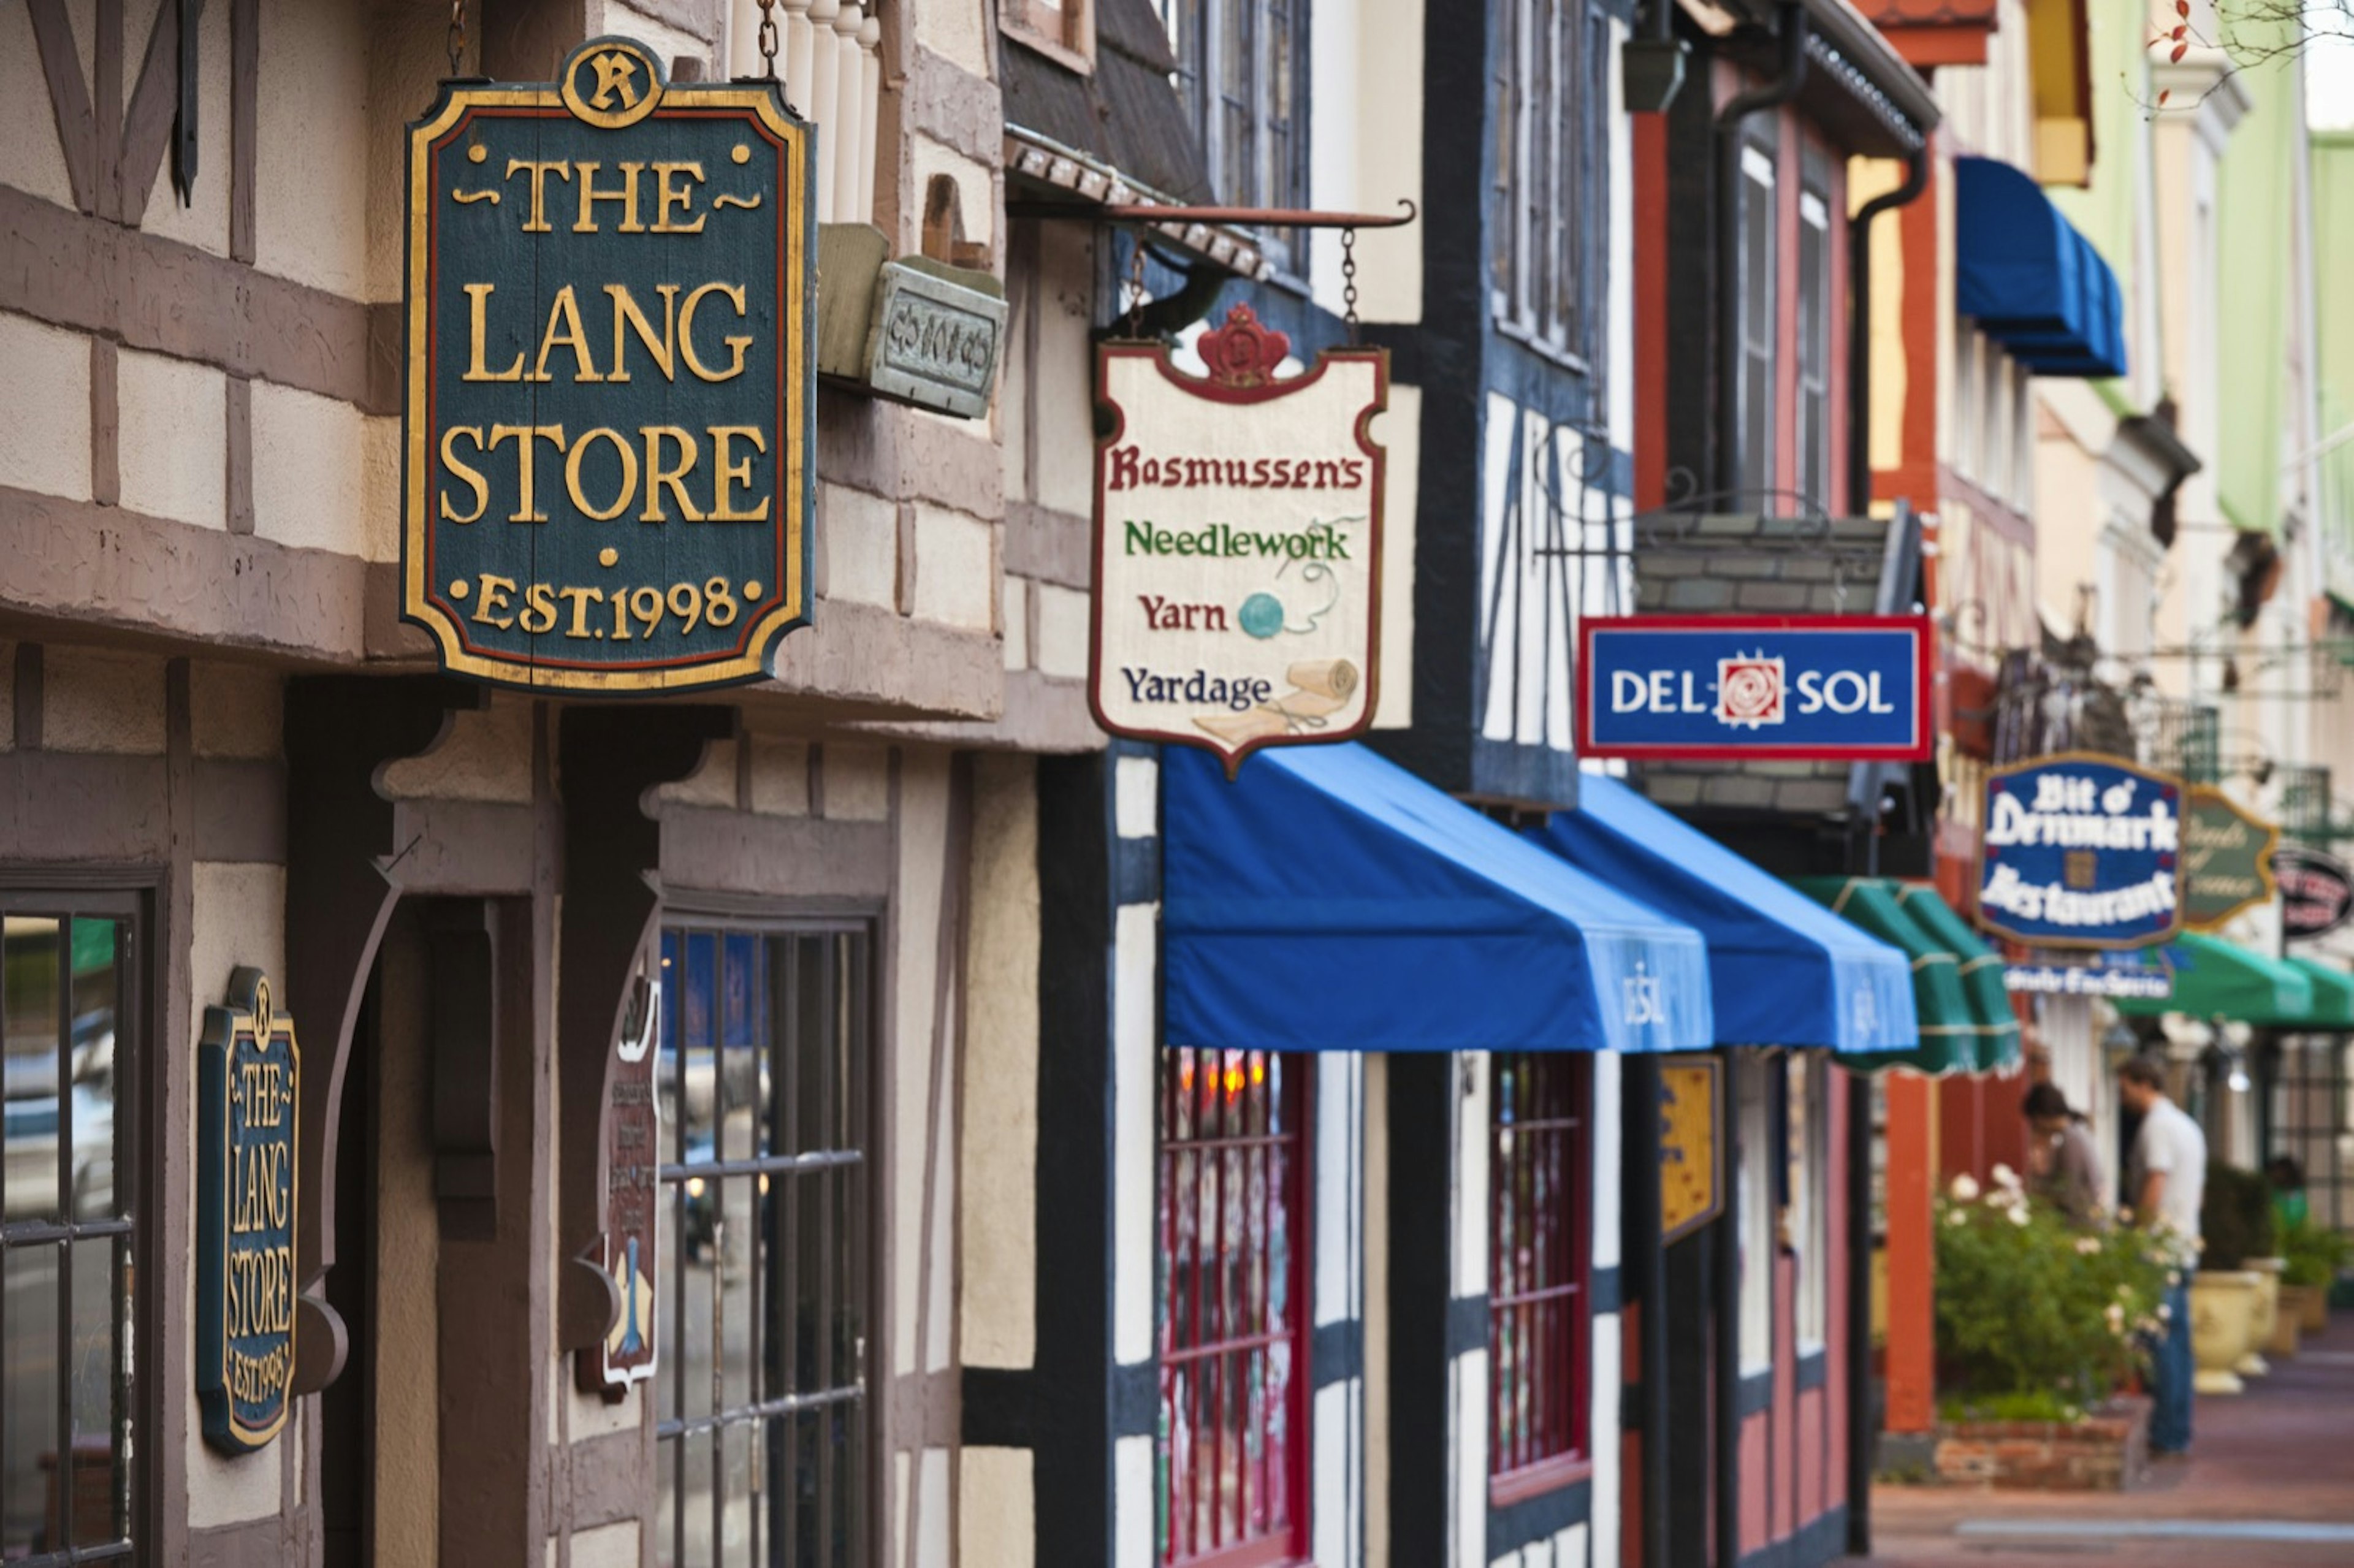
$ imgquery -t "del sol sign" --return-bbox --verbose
[403,37,815,692]
[1979,753,2184,948]
[196,970,300,1454]
[1575,615,1933,761]
[1092,304,1385,772]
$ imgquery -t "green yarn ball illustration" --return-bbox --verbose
[1238,593,1285,639]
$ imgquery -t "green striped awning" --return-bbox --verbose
[2117,932,2315,1027]
[2285,956,2354,1030]
[1791,878,1978,1074]
[1891,883,2024,1071]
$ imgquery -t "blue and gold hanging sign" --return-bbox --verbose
[1979,753,2184,948]
[196,969,300,1454]
[403,37,816,692]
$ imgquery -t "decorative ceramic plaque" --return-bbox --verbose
[1091,305,1386,773]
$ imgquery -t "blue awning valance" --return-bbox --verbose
[1163,744,1714,1054]
[1955,156,2127,378]
[1531,774,1919,1054]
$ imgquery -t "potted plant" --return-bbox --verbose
[2191,1163,2274,1392]
[2282,1218,2350,1331]
[1930,1168,2171,1489]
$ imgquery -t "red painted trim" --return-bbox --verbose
[1633,113,1670,513]
[1088,341,1389,777]
[1572,615,1937,762]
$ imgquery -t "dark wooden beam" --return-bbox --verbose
[283,674,482,1395]
[552,704,736,1353]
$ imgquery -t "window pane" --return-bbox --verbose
[6,916,64,1223]
[1159,1048,1306,1564]
[2,1243,60,1556]
[70,1236,129,1550]
[1490,1052,1590,1474]
[67,921,122,1222]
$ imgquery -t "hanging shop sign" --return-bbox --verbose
[196,969,300,1455]
[1092,304,1385,773]
[582,972,661,1396]
[1574,615,1935,762]
[1978,753,2183,949]
[1659,1056,1723,1243]
[403,36,816,693]
[2182,786,2280,932]
[2003,947,2174,1000]
[2276,845,2354,940]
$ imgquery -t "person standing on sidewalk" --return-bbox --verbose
[2024,1082,2106,1228]
[2119,1055,2206,1457]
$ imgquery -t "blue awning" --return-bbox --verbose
[1163,744,1715,1053]
[1955,156,2127,378]
[1531,775,1919,1054]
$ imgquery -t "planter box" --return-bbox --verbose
[1930,1398,2151,1491]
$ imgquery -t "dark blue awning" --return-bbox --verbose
[1531,774,1919,1054]
[1955,156,2126,378]
[1163,744,1715,1054]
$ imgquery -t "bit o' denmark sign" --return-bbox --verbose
[1979,753,2184,948]
[1091,306,1385,772]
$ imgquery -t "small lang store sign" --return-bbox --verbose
[1574,615,1933,761]
[403,37,815,692]
[197,970,300,1454]
[1092,304,1385,772]
[1979,754,2183,948]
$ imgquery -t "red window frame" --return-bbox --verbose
[1158,1048,1314,1568]
[1489,1052,1593,1501]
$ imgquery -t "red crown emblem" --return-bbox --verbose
[1196,303,1291,387]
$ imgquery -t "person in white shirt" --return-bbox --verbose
[2119,1054,2205,1456]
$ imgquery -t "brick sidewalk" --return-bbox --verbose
[1849,1310,2354,1565]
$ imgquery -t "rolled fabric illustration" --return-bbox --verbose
[1286,658,1358,702]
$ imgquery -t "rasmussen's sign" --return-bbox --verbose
[196,969,300,1455]
[1091,304,1385,772]
[1574,615,1934,761]
[1979,753,2184,948]
[403,37,815,692]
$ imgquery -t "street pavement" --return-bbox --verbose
[1854,1312,2354,1566]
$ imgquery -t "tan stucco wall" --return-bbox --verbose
[959,753,1039,1368]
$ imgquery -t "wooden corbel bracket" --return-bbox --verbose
[554,704,739,1354]
[283,675,484,1395]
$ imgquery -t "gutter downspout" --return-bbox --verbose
[1845,146,1930,514]
[1715,5,1810,496]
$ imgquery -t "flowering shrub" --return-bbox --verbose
[1933,1165,2175,1410]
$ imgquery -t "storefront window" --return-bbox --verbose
[655,924,871,1568]
[1158,1048,1309,1567]
[1488,1052,1591,1489]
[3,903,136,1564]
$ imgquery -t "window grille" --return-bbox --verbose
[655,924,872,1568]
[1158,1048,1310,1567]
[1489,1052,1591,1488]
[2,902,137,1564]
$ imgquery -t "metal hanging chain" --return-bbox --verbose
[1341,226,1360,344]
[446,0,466,76]
[1124,237,1149,339]
[758,0,781,79]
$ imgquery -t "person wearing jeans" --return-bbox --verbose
[2120,1054,2206,1456]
